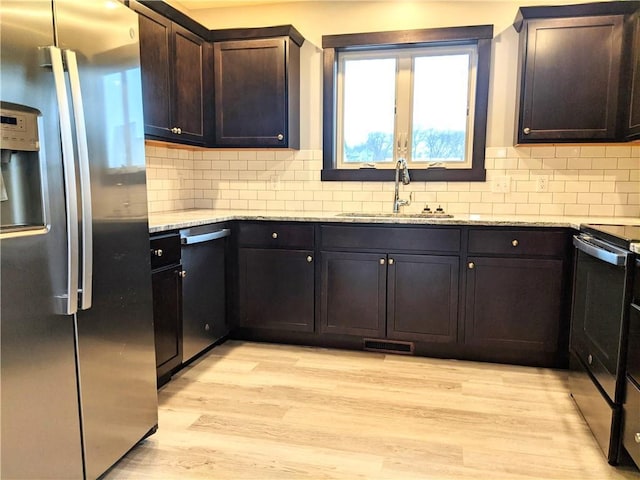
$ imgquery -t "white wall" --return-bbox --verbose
[146,1,639,218]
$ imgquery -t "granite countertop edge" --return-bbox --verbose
[149,209,640,234]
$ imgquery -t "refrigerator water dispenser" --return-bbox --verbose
[0,102,46,233]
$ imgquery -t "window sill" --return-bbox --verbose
[321,168,486,182]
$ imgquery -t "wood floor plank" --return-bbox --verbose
[104,340,640,479]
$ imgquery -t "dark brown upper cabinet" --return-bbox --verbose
[212,27,304,148]
[627,9,640,140]
[131,1,212,146]
[513,2,640,144]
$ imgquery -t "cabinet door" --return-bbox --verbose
[238,248,314,332]
[320,251,386,337]
[387,254,459,343]
[151,266,182,381]
[518,16,623,142]
[135,3,173,138]
[213,38,289,147]
[172,24,208,144]
[464,257,563,352]
[627,11,640,140]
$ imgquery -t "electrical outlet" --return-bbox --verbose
[533,175,549,192]
[491,175,511,193]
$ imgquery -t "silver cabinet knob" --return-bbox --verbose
[205,323,210,332]
[178,270,187,278]
[512,239,519,247]
[171,127,178,134]
[272,232,278,239]
[635,433,640,444]
[177,127,182,134]
[306,255,313,263]
[277,133,284,141]
[587,354,593,365]
[388,258,394,265]
[468,262,475,269]
[379,258,385,265]
[153,249,163,257]
[523,127,531,135]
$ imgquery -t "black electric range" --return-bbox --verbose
[581,224,640,251]
[570,223,639,465]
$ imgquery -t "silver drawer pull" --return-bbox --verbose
[512,239,519,247]
[388,258,394,265]
[587,354,593,365]
[153,249,163,257]
[468,262,475,269]
[635,433,640,444]
[307,255,313,263]
[272,232,278,239]
[379,258,385,265]
[178,270,187,278]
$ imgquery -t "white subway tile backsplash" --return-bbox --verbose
[589,205,615,216]
[555,146,580,158]
[606,146,632,158]
[564,204,590,216]
[539,204,565,215]
[530,146,556,158]
[145,143,640,217]
[580,146,606,158]
[618,157,640,169]
[542,158,567,170]
[614,204,640,217]
[576,193,602,204]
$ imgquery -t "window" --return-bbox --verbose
[322,25,493,182]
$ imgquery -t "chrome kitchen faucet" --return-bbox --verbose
[393,157,411,213]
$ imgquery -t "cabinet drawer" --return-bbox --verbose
[468,229,568,257]
[321,225,460,253]
[150,233,181,269]
[623,377,640,467]
[238,222,314,249]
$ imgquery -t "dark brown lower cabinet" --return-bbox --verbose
[464,256,564,352]
[238,248,314,332]
[151,265,182,385]
[387,254,459,343]
[320,251,459,342]
[320,251,386,337]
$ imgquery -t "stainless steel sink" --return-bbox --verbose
[337,212,454,219]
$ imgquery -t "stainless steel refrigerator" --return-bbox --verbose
[0,1,158,478]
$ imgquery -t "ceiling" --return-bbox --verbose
[169,0,521,11]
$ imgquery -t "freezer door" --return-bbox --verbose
[53,1,158,478]
[0,1,84,478]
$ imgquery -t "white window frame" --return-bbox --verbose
[336,44,478,170]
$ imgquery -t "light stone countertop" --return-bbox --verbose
[149,209,640,234]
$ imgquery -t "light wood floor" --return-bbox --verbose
[105,340,640,480]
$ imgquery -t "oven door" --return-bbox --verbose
[570,234,632,404]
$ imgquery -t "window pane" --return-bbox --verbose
[342,58,396,163]
[412,54,469,163]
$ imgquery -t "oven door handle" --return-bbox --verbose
[573,235,630,267]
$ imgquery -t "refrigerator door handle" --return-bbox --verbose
[64,49,93,310]
[47,46,79,315]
